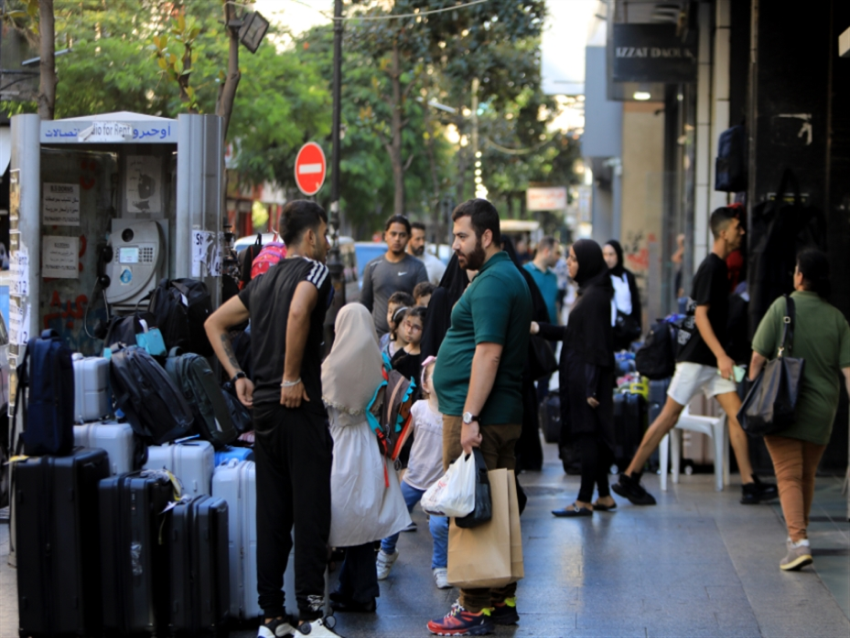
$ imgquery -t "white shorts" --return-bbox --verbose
[667,362,738,406]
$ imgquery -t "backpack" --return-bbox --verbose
[250,242,287,280]
[365,368,416,462]
[10,329,75,457]
[715,125,747,192]
[165,348,238,448]
[221,381,253,435]
[239,233,264,289]
[635,319,677,380]
[110,344,193,445]
[147,278,213,356]
[101,310,166,357]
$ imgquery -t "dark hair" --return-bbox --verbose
[410,221,426,232]
[388,291,415,307]
[537,236,556,252]
[385,214,412,235]
[414,281,436,301]
[451,198,501,245]
[709,206,738,240]
[279,200,327,245]
[796,249,831,298]
[402,305,427,324]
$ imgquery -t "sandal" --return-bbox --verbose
[593,500,617,512]
[552,503,593,517]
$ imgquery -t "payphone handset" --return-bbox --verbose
[104,219,165,307]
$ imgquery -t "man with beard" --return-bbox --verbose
[408,221,447,284]
[428,199,532,636]
[361,214,428,336]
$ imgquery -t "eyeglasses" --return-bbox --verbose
[403,322,423,332]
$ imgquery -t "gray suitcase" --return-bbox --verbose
[73,353,111,423]
[74,421,135,475]
[143,439,214,496]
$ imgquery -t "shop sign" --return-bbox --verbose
[611,24,697,83]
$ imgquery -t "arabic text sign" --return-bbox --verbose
[527,187,567,212]
[43,183,80,225]
[42,235,80,279]
[10,247,29,296]
[41,121,177,143]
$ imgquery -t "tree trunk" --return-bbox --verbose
[216,1,241,142]
[390,42,405,215]
[37,0,55,120]
[421,89,441,241]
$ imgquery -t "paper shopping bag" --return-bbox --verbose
[506,469,524,582]
[447,468,512,589]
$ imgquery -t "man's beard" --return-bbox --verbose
[411,244,425,257]
[457,239,486,271]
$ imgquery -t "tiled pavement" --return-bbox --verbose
[2,442,848,638]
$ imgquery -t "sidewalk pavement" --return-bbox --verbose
[2,442,848,638]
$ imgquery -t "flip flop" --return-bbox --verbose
[593,501,617,512]
[552,503,593,517]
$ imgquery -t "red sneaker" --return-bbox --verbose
[427,602,494,636]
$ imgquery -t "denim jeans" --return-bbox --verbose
[380,480,449,569]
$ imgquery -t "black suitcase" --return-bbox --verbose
[100,473,175,637]
[14,448,110,637]
[613,391,645,473]
[539,394,561,444]
[169,495,230,636]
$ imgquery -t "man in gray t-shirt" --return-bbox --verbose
[361,215,428,336]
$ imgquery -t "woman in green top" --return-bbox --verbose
[750,250,850,572]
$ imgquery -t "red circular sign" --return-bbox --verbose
[294,142,327,196]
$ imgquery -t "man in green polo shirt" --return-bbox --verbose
[428,199,532,636]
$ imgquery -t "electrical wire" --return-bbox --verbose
[484,136,551,155]
[285,0,490,22]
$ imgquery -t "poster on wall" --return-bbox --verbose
[42,235,80,279]
[9,297,31,347]
[125,155,162,213]
[191,230,222,277]
[43,183,81,225]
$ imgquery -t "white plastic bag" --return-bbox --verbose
[420,452,476,517]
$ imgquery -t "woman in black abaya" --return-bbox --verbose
[532,239,616,516]
[603,239,642,352]
[420,254,469,359]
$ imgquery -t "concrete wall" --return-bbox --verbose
[619,101,664,325]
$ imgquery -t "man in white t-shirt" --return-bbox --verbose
[408,221,447,285]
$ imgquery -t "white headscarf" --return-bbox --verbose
[322,303,385,415]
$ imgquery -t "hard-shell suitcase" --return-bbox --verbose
[648,378,671,424]
[613,391,645,473]
[74,421,135,475]
[143,439,214,496]
[168,495,230,636]
[214,445,254,467]
[14,448,110,637]
[212,460,260,620]
[539,394,561,444]
[72,353,111,423]
[99,472,175,636]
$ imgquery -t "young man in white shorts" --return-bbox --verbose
[613,207,778,506]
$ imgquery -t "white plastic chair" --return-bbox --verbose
[659,405,730,492]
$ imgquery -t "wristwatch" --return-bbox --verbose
[231,371,247,384]
[462,412,478,425]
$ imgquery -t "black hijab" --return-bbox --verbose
[567,239,614,367]
[420,253,469,358]
[572,239,613,295]
[605,239,626,277]
[503,236,550,323]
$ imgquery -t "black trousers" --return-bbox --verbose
[576,434,613,504]
[335,543,380,604]
[254,403,332,621]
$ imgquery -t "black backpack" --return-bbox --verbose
[148,278,213,356]
[635,319,677,380]
[715,125,747,192]
[165,348,238,449]
[221,381,253,434]
[239,233,263,288]
[110,344,194,445]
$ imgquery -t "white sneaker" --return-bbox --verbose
[258,617,296,637]
[432,567,451,589]
[376,549,399,580]
[295,617,343,637]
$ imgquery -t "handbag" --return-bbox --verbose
[613,310,642,344]
[455,449,492,529]
[738,295,805,436]
[528,335,558,381]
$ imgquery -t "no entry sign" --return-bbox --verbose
[294,142,327,196]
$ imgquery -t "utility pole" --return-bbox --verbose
[324,0,345,353]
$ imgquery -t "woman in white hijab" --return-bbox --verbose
[322,303,411,613]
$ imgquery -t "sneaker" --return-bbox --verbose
[780,539,813,571]
[376,549,398,580]
[612,473,657,505]
[433,567,451,589]
[403,520,418,532]
[490,597,519,626]
[258,617,297,638]
[741,475,779,505]
[427,602,494,636]
[295,617,343,637]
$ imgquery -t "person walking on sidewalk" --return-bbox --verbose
[749,250,850,571]
[603,239,643,352]
[531,239,617,517]
[428,198,532,636]
[612,207,778,507]
[361,215,428,337]
[205,200,340,638]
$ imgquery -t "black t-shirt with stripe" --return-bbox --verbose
[238,257,331,408]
